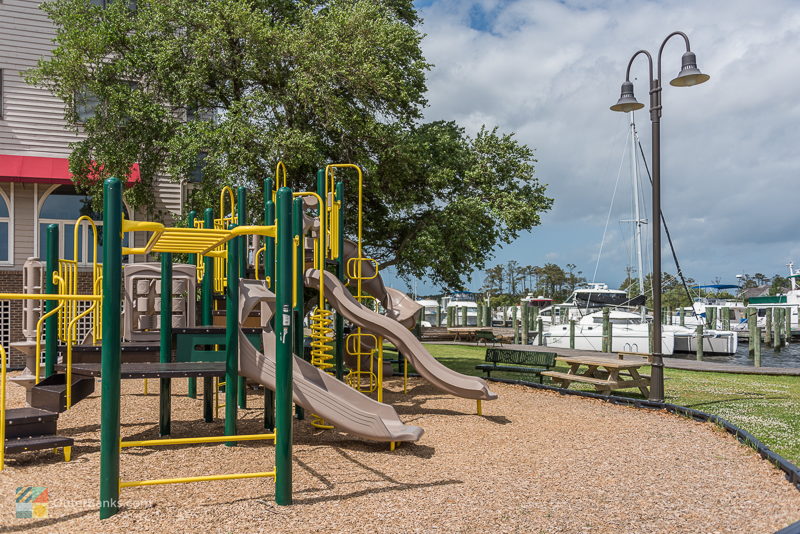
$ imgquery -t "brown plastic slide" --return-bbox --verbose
[342,239,422,328]
[305,269,498,401]
[237,279,423,443]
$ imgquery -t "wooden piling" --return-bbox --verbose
[696,324,704,361]
[785,306,791,345]
[747,308,756,357]
[765,308,772,346]
[754,327,762,367]
[537,318,544,346]
[521,305,529,345]
[774,308,782,353]
[679,307,685,327]
[602,307,610,353]
[569,319,575,349]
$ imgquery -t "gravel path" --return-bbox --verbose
[2,374,799,533]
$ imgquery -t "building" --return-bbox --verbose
[0,0,184,367]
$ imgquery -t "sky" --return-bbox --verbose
[382,0,800,297]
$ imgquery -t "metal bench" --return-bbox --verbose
[475,330,502,346]
[475,348,556,383]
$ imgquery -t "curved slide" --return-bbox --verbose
[305,269,498,401]
[237,279,423,443]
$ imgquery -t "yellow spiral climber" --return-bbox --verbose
[309,307,335,429]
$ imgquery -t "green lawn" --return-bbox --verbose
[422,343,800,465]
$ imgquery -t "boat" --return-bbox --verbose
[543,309,675,354]
[441,291,479,327]
[415,299,440,328]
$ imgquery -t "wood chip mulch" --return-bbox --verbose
[1,373,799,533]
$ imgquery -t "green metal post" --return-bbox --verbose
[187,210,197,399]
[275,187,294,505]
[201,208,215,423]
[263,178,276,428]
[99,177,122,519]
[695,324,703,361]
[43,224,58,379]
[159,253,173,436]
[521,305,529,345]
[224,231,239,444]
[237,187,248,409]
[334,178,346,380]
[569,319,575,349]
[293,196,304,421]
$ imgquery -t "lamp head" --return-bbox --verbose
[610,80,645,112]
[670,51,710,87]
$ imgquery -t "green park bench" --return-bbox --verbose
[475,348,557,383]
[475,330,502,346]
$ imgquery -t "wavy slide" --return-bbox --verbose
[305,269,498,401]
[237,279,423,443]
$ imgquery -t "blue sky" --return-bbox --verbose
[382,0,800,296]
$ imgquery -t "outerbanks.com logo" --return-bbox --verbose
[16,487,48,518]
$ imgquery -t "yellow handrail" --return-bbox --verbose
[254,245,266,281]
[64,301,97,408]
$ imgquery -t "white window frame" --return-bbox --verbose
[0,183,13,266]
[37,184,101,265]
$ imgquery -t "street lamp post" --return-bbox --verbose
[610,31,710,402]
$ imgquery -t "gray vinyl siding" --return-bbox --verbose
[11,183,36,266]
[0,0,77,159]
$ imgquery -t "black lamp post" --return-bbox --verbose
[610,31,709,402]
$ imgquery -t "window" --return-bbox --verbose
[75,88,100,123]
[0,188,10,263]
[38,186,128,264]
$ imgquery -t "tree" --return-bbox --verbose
[482,264,505,294]
[26,0,552,289]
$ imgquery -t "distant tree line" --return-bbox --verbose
[481,261,586,306]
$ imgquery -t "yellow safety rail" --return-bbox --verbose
[213,186,238,293]
[345,332,378,393]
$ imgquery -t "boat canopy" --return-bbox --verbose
[691,284,738,290]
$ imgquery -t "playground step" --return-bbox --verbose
[29,373,95,413]
[4,434,73,455]
[4,407,58,439]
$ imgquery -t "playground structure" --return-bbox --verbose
[0,162,496,519]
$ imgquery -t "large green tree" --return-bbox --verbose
[27,0,552,288]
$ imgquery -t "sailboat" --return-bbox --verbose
[543,112,736,355]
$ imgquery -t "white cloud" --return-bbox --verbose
[393,0,800,293]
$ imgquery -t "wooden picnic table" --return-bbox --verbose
[541,356,650,396]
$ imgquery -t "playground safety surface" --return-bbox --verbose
[1,373,799,533]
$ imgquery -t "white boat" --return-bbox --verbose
[441,292,479,327]
[415,299,440,328]
[543,309,675,355]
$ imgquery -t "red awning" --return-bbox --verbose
[0,154,140,184]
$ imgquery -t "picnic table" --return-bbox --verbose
[541,356,650,396]
[447,327,482,342]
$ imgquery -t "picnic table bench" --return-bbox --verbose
[541,356,650,396]
[475,348,557,383]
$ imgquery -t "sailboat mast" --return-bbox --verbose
[630,112,645,296]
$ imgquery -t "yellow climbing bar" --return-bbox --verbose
[120,470,276,489]
[121,433,276,448]
[121,219,276,256]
